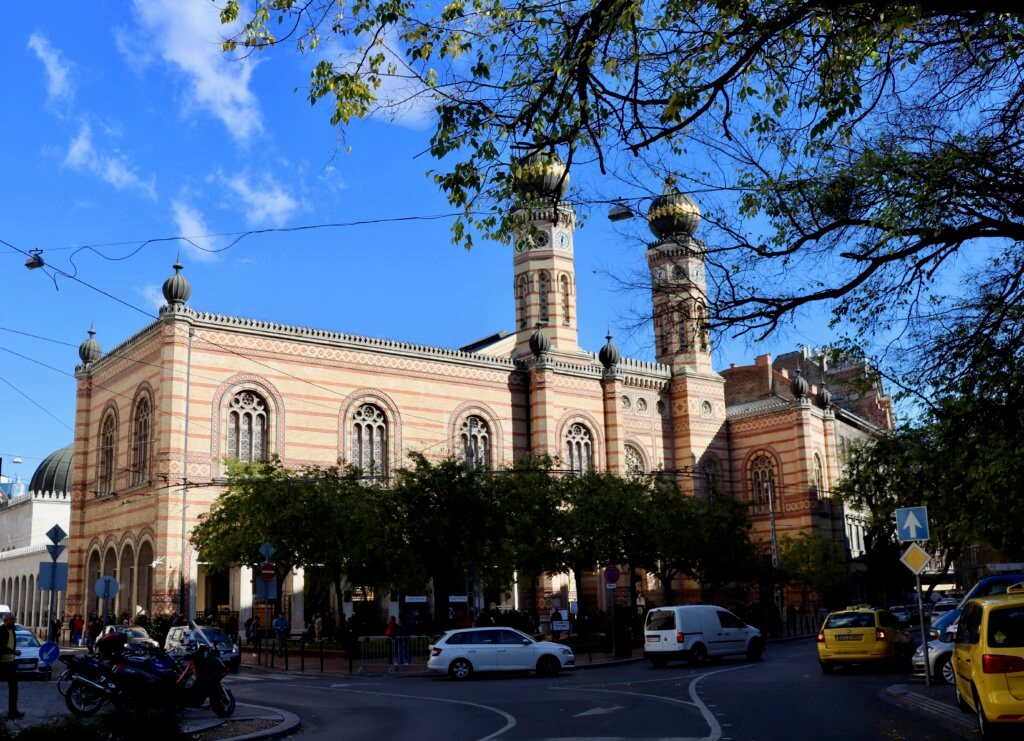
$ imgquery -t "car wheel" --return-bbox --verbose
[448,658,473,680]
[745,638,764,661]
[955,679,972,713]
[936,655,955,686]
[819,661,833,674]
[649,655,668,669]
[689,643,708,666]
[536,655,560,677]
[973,687,997,739]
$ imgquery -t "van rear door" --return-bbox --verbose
[645,609,678,651]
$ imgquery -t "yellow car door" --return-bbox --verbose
[953,602,984,707]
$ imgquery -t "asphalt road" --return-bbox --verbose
[227,639,974,740]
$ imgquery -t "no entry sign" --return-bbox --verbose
[261,561,275,582]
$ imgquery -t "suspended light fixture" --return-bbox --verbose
[24,249,44,270]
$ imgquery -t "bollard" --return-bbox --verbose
[300,640,305,672]
[257,636,263,666]
[270,637,275,668]
[320,639,325,673]
[284,640,289,671]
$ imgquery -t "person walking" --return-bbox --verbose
[394,617,412,666]
[0,613,24,720]
[314,613,323,643]
[272,614,289,657]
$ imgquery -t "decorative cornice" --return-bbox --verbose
[76,321,163,375]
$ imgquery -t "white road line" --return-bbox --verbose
[325,687,516,741]
[573,672,698,688]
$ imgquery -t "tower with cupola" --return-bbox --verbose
[511,153,580,358]
[646,190,728,493]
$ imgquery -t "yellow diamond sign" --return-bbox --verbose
[901,542,931,574]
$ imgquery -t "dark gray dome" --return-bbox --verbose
[162,262,191,305]
[598,333,620,369]
[791,370,809,399]
[79,328,102,365]
[29,445,74,495]
[817,385,832,409]
[529,326,551,357]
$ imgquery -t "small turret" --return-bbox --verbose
[162,262,191,306]
[78,328,102,365]
[598,332,620,369]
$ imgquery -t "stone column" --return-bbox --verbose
[602,367,625,473]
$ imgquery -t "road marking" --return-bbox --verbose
[574,705,624,717]
[573,673,698,688]
[326,687,516,741]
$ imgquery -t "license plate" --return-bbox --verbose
[836,635,861,641]
[646,635,660,643]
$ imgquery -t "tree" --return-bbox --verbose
[685,488,758,602]
[223,2,1024,392]
[778,532,851,608]
[641,477,700,605]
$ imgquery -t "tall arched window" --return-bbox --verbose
[560,274,571,325]
[99,413,117,495]
[813,453,825,498]
[694,300,709,352]
[624,444,645,478]
[565,423,593,474]
[227,391,268,463]
[701,456,719,497]
[516,275,529,329]
[538,271,550,324]
[750,453,776,514]
[131,395,151,485]
[460,415,491,469]
[351,403,388,476]
[676,301,692,351]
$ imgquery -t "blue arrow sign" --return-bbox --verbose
[896,506,930,542]
[38,641,60,665]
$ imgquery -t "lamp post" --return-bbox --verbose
[765,480,784,631]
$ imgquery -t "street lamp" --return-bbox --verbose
[765,480,784,630]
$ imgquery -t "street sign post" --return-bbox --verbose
[94,576,119,625]
[900,542,933,686]
[605,566,621,584]
[256,561,277,602]
[38,641,60,666]
[38,524,68,641]
[895,506,930,543]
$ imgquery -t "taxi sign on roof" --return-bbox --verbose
[900,542,931,574]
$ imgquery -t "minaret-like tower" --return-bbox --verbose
[646,190,728,493]
[511,153,580,358]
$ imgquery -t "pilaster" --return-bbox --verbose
[602,368,625,473]
[529,358,558,458]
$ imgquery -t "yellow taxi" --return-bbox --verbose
[817,605,899,673]
[952,582,1024,738]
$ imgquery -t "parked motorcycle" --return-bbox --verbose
[60,627,235,718]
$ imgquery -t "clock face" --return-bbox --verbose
[690,264,704,282]
[556,231,571,250]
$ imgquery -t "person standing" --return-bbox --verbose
[0,613,24,720]
[272,614,288,656]
[314,613,323,643]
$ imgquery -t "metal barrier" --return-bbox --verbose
[353,634,436,675]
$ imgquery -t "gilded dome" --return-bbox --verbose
[162,262,191,306]
[648,189,701,239]
[514,152,569,199]
[29,444,74,496]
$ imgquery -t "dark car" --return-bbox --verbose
[927,573,1024,641]
[100,625,160,650]
[165,626,241,672]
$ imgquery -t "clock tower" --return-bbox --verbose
[512,153,580,357]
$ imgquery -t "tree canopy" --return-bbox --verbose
[221,1,1024,393]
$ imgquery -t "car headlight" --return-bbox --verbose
[913,647,924,657]
[560,648,573,656]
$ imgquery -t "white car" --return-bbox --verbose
[427,627,574,679]
[644,605,764,667]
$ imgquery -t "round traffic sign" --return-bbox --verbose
[38,641,60,665]
[605,566,621,584]
[260,562,275,582]
[94,576,119,599]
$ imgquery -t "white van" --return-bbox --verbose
[643,605,764,667]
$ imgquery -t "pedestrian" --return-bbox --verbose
[248,615,261,655]
[385,616,397,664]
[226,613,239,644]
[272,613,289,656]
[394,617,411,666]
[71,614,83,647]
[0,613,24,720]
[314,613,323,643]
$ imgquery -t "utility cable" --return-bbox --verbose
[0,374,73,431]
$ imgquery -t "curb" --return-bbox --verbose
[574,657,645,670]
[884,684,973,733]
[217,703,301,741]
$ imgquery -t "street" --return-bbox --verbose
[226,639,972,740]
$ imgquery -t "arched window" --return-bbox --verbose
[565,423,593,474]
[227,391,268,463]
[560,274,571,325]
[131,395,151,486]
[694,300,709,352]
[676,301,692,351]
[624,444,645,478]
[701,456,719,497]
[351,403,388,476]
[538,271,550,324]
[460,415,491,469]
[516,275,529,329]
[749,453,776,514]
[813,453,825,498]
[99,413,117,496]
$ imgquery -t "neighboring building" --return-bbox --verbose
[0,446,72,635]
[65,162,891,627]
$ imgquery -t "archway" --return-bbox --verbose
[101,547,117,618]
[136,541,154,619]
[86,550,101,618]
[119,544,136,620]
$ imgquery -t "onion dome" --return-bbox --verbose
[529,326,551,358]
[598,332,621,369]
[790,369,809,399]
[29,444,74,496]
[817,385,833,409]
[78,328,102,365]
[647,189,701,239]
[514,151,569,199]
[162,262,191,306]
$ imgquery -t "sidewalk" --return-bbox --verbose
[884,682,973,735]
[10,679,299,740]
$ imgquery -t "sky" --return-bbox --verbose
[0,0,826,475]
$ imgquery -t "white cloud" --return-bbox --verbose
[27,33,73,103]
[216,170,298,227]
[63,123,157,200]
[171,200,220,262]
[126,0,262,144]
[137,284,166,312]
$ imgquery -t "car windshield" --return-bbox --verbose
[201,628,229,642]
[932,610,959,632]
[15,632,39,648]
[126,628,149,639]
[987,605,1024,649]
[824,613,875,629]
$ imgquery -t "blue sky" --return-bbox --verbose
[0,1,823,474]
